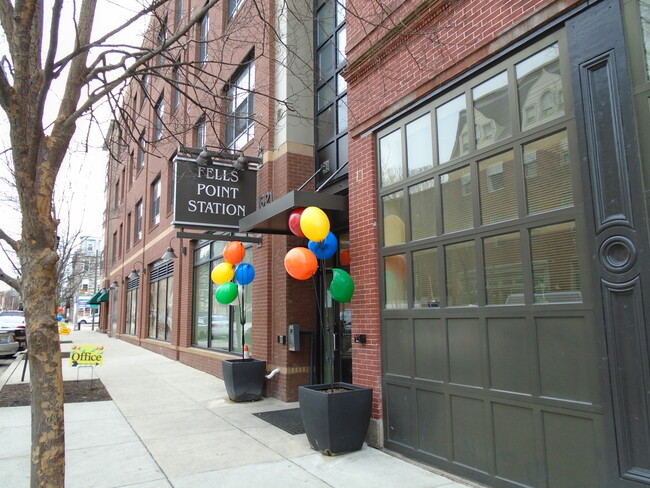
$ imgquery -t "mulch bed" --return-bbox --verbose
[0,379,112,407]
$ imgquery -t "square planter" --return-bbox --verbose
[299,382,372,455]
[222,358,266,402]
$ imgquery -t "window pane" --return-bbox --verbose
[382,190,405,246]
[318,41,335,83]
[211,278,231,350]
[409,179,436,240]
[516,43,564,131]
[316,1,335,45]
[318,81,335,110]
[641,0,650,79]
[149,281,158,338]
[437,94,468,164]
[441,166,473,233]
[524,130,573,214]
[318,105,335,142]
[193,263,209,347]
[479,150,517,224]
[473,71,511,149]
[166,276,173,339]
[406,113,433,176]
[445,240,477,306]
[484,232,523,305]
[530,221,582,303]
[337,95,348,132]
[413,248,440,308]
[157,279,167,340]
[379,129,403,186]
[337,27,346,67]
[384,254,407,309]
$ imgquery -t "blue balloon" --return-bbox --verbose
[235,263,256,285]
[308,232,338,260]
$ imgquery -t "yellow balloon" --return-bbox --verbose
[211,262,235,284]
[300,206,330,242]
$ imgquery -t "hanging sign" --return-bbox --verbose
[172,155,258,230]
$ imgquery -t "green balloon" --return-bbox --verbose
[216,282,238,304]
[330,268,355,303]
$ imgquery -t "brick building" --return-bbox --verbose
[102,1,650,487]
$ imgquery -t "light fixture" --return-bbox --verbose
[111,281,119,290]
[234,154,248,171]
[128,261,146,281]
[196,147,211,166]
[161,246,178,260]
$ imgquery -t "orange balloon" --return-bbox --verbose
[284,247,318,280]
[224,241,246,264]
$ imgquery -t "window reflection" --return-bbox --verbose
[385,254,408,308]
[380,129,403,186]
[437,94,468,163]
[473,71,511,149]
[441,166,473,232]
[484,233,523,305]
[479,150,517,224]
[445,241,477,306]
[409,179,436,240]
[413,248,440,308]
[382,190,405,246]
[406,114,433,176]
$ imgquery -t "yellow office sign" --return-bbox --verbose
[59,326,71,336]
[69,345,105,367]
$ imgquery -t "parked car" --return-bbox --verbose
[76,313,99,326]
[0,329,19,358]
[0,310,26,351]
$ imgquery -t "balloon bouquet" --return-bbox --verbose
[212,241,256,359]
[284,206,355,383]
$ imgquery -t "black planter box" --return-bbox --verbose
[299,382,373,455]
[222,358,266,402]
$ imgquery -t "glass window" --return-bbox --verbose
[193,263,210,347]
[318,105,335,142]
[413,248,440,308]
[641,0,650,79]
[316,0,335,46]
[479,150,517,224]
[441,166,473,232]
[384,254,407,309]
[337,27,347,67]
[318,81,335,110]
[226,61,255,150]
[473,71,511,149]
[173,65,181,111]
[138,131,146,169]
[125,286,138,335]
[516,43,564,131]
[135,200,143,241]
[155,96,165,141]
[484,232,523,305]
[382,191,405,246]
[151,178,161,226]
[337,96,348,132]
[318,41,335,83]
[524,130,573,214]
[175,0,184,27]
[437,94,468,164]
[409,179,436,240]
[445,240,477,306]
[228,0,243,19]
[406,113,433,176]
[199,13,209,66]
[530,221,581,304]
[196,117,206,148]
[379,129,403,186]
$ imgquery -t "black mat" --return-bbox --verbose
[253,408,305,435]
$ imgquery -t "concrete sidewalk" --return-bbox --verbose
[0,329,478,488]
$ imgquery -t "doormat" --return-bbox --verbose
[253,408,305,435]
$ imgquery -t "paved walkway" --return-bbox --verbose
[0,329,480,488]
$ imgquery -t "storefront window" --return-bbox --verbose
[484,232,523,305]
[479,150,517,224]
[148,262,173,341]
[437,94,468,163]
[384,254,407,309]
[473,71,511,148]
[413,247,440,308]
[380,129,403,186]
[445,240,477,306]
[441,166,473,232]
[406,113,433,176]
[125,280,138,335]
[192,240,254,353]
[382,190,406,246]
[409,179,436,240]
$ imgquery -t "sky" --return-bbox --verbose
[0,1,148,291]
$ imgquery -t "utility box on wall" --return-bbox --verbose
[288,324,300,351]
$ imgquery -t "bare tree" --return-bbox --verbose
[0,1,234,485]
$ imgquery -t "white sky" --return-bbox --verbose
[0,0,148,291]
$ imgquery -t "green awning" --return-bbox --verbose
[87,290,103,305]
[87,289,110,305]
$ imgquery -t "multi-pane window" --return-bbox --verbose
[155,95,165,141]
[315,0,347,189]
[198,13,209,67]
[141,74,149,104]
[192,240,253,353]
[148,262,174,341]
[226,59,255,150]
[378,37,582,308]
[151,177,161,226]
[158,19,167,65]
[135,199,143,241]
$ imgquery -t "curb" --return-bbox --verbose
[0,352,26,392]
